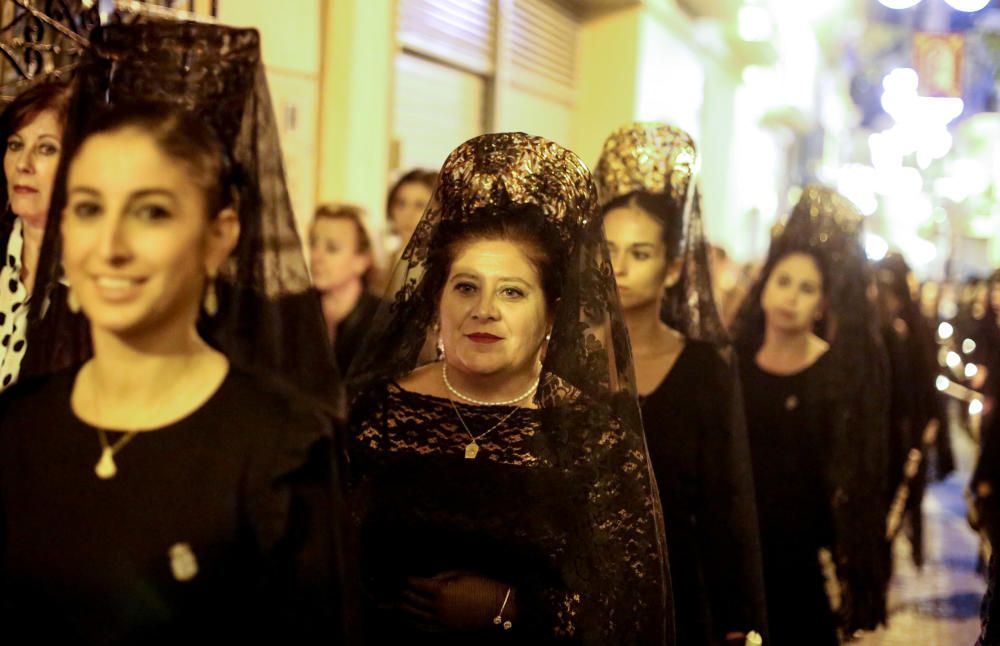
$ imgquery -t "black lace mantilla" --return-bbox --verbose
[732,184,890,633]
[347,132,672,643]
[350,381,667,642]
[26,19,336,408]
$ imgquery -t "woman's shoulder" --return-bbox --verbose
[222,364,332,428]
[0,366,77,422]
[393,361,439,394]
[222,366,334,483]
[357,290,383,316]
[676,340,727,372]
[650,340,728,392]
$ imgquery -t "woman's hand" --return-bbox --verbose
[399,571,514,632]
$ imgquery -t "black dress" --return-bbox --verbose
[349,381,667,644]
[0,366,346,644]
[333,291,382,376]
[740,351,837,646]
[639,341,765,645]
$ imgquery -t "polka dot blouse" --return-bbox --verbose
[0,218,29,392]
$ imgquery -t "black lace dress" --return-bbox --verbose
[640,341,765,645]
[0,366,346,644]
[349,380,667,644]
[740,352,837,646]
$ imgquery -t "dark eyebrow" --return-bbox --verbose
[125,189,179,209]
[67,187,179,208]
[450,272,480,282]
[498,277,531,286]
[627,242,658,249]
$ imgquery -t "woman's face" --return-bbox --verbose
[310,217,370,292]
[603,205,673,311]
[389,181,432,249]
[4,109,62,227]
[760,252,824,334]
[438,238,549,378]
[61,127,238,339]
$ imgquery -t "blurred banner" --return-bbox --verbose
[914,32,965,98]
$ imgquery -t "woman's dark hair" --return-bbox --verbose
[68,102,236,219]
[601,190,684,261]
[313,202,375,285]
[874,253,917,324]
[386,168,437,219]
[0,80,72,232]
[770,246,830,292]
[423,202,565,313]
[0,80,71,140]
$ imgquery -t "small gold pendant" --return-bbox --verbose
[784,395,799,411]
[169,542,199,581]
[95,447,117,479]
[464,442,479,459]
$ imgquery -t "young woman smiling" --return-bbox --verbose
[0,21,350,643]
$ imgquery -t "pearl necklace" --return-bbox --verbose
[441,362,539,406]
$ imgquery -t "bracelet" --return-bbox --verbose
[493,587,513,630]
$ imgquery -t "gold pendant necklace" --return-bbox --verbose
[94,427,138,480]
[84,354,202,479]
[447,396,521,460]
[88,372,138,480]
[441,362,539,458]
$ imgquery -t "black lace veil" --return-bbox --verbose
[732,185,890,633]
[595,121,769,638]
[593,122,728,345]
[24,19,338,408]
[348,132,672,643]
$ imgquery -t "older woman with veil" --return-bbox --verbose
[347,132,673,644]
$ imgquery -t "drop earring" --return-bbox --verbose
[203,272,218,316]
[67,286,80,314]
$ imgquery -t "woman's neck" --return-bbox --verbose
[87,324,214,402]
[622,297,678,353]
[444,358,540,405]
[756,324,823,374]
[319,279,364,338]
[761,323,809,352]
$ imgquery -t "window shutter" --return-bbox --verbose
[397,0,496,74]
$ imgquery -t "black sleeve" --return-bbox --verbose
[246,398,360,643]
[692,345,769,640]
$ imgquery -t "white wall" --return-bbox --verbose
[217,0,322,241]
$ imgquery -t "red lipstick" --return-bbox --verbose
[466,333,502,344]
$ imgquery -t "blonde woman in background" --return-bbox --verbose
[310,203,380,375]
